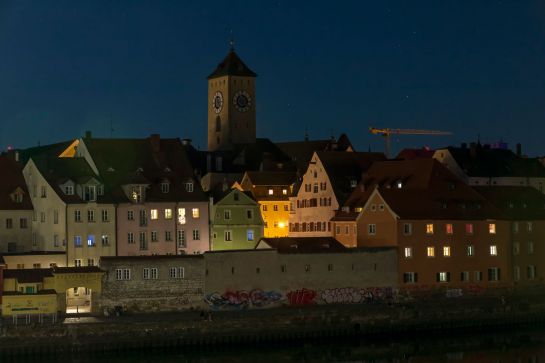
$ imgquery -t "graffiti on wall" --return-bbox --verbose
[320,287,395,304]
[205,289,283,309]
[286,288,317,306]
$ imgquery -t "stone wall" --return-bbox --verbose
[99,255,206,313]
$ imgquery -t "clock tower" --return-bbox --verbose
[207,48,257,151]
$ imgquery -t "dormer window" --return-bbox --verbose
[131,186,143,203]
[107,167,115,172]
[14,193,23,203]
[65,185,74,195]
[136,167,144,172]
[268,188,274,195]
[161,182,170,193]
[396,181,403,189]
[84,185,96,202]
[97,185,104,196]
[185,182,194,192]
[350,179,357,188]
[164,167,171,173]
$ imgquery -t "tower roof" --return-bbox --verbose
[207,50,257,79]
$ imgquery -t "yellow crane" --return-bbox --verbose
[369,127,452,158]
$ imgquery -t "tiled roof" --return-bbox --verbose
[244,171,297,186]
[4,268,54,283]
[0,155,33,210]
[258,237,347,253]
[396,148,435,160]
[474,186,545,220]
[17,140,73,165]
[53,266,103,274]
[207,51,257,79]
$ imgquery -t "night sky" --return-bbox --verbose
[1,1,545,156]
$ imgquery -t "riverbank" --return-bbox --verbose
[2,292,545,359]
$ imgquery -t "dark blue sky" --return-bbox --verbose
[1,1,545,156]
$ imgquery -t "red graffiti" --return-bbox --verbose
[286,288,317,306]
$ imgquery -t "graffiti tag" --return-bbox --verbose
[205,289,283,309]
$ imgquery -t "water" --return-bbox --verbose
[44,325,545,362]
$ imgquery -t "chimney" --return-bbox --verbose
[14,151,19,162]
[516,143,522,157]
[84,130,92,139]
[181,138,192,146]
[150,134,160,153]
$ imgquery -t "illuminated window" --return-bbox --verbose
[178,208,186,224]
[192,208,200,218]
[426,224,434,234]
[445,224,453,235]
[131,186,142,203]
[427,246,435,257]
[247,229,254,241]
[396,181,403,189]
[160,182,169,193]
[282,189,288,195]
[490,245,497,256]
[150,209,158,220]
[87,235,95,247]
[443,246,451,257]
[437,272,449,282]
[185,182,194,192]
[465,223,474,235]
[404,247,412,258]
[467,245,474,256]
[489,223,496,234]
[164,209,172,219]
[268,188,274,195]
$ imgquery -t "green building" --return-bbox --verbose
[211,189,264,250]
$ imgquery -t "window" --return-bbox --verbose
[178,208,186,224]
[192,229,200,240]
[97,185,104,195]
[246,210,253,219]
[443,246,451,257]
[192,208,200,218]
[437,272,450,282]
[169,267,185,279]
[283,205,289,211]
[281,264,287,273]
[350,179,357,188]
[74,236,82,247]
[143,268,159,280]
[127,210,134,220]
[427,246,435,257]
[54,210,59,224]
[273,205,278,211]
[151,231,158,242]
[165,231,172,241]
[527,241,534,254]
[528,265,536,280]
[87,210,95,222]
[5,218,13,229]
[370,204,376,212]
[404,247,412,258]
[177,230,186,247]
[161,183,169,193]
[139,232,147,250]
[101,209,108,222]
[426,224,434,234]
[127,233,134,244]
[489,223,496,234]
[403,272,418,283]
[123,269,131,280]
[33,263,41,269]
[185,182,194,192]
[87,235,95,247]
[131,186,143,203]
[460,271,469,282]
[40,212,46,223]
[247,229,254,241]
[268,188,274,195]
[465,223,474,235]
[164,209,173,219]
[445,224,453,235]
[75,259,82,267]
[313,183,318,193]
[101,235,109,246]
[527,222,533,232]
[336,225,341,234]
[65,185,74,195]
[378,204,385,211]
[53,234,59,247]
[262,205,268,211]
[150,209,158,220]
[41,186,47,198]
[514,266,520,281]
[219,230,232,243]
[475,271,482,282]
[488,268,500,281]
[513,222,519,233]
[224,210,231,220]
[139,210,147,226]
[304,264,311,273]
[18,218,27,229]
[490,245,497,256]
[513,242,520,255]
[87,259,94,267]
[467,245,475,257]
[84,185,96,202]
[282,189,288,195]
[368,224,376,235]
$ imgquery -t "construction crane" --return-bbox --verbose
[369,127,452,158]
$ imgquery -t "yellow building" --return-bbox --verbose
[239,171,296,238]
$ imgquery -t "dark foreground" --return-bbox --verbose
[2,291,545,361]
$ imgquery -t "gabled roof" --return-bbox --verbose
[442,145,545,178]
[396,147,435,160]
[207,51,257,79]
[0,155,33,210]
[17,140,74,165]
[474,186,545,220]
[317,151,386,205]
[257,237,347,253]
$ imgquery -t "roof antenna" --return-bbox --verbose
[229,30,235,52]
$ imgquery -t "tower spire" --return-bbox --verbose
[229,30,235,52]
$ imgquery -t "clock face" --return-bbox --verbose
[212,91,223,114]
[233,90,252,112]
